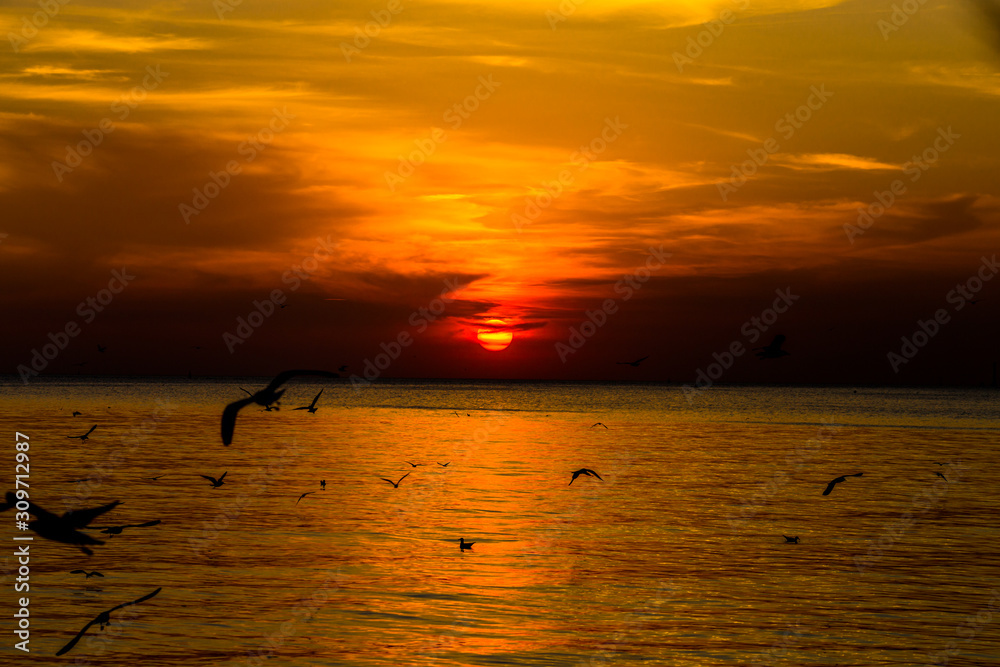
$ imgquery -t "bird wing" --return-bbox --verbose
[769,335,786,350]
[239,387,254,396]
[57,587,162,656]
[219,471,228,482]
[200,475,218,484]
[822,480,838,496]
[397,473,410,484]
[63,500,122,528]
[310,388,324,408]
[585,469,604,480]
[380,478,397,486]
[84,425,97,437]
[569,471,580,485]
[264,370,340,396]
[636,356,649,364]
[126,520,162,529]
[221,395,257,445]
[71,569,87,574]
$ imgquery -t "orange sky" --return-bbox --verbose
[2,0,999,384]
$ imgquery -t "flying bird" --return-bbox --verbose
[221,369,339,445]
[67,425,97,441]
[142,474,167,481]
[404,461,424,467]
[437,462,450,467]
[459,538,475,551]
[569,468,604,485]
[934,462,950,466]
[783,535,800,543]
[2,491,120,555]
[91,519,161,536]
[293,388,324,413]
[591,422,608,429]
[70,570,104,578]
[72,411,82,417]
[617,356,649,367]
[935,472,948,481]
[822,472,863,496]
[296,492,316,505]
[381,473,410,488]
[754,335,790,359]
[200,472,227,488]
[56,587,162,656]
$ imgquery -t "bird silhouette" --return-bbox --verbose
[296,491,316,505]
[72,411,82,417]
[783,535,800,543]
[459,538,475,551]
[934,462,950,466]
[97,344,107,353]
[320,479,326,490]
[200,472,227,488]
[822,472,863,496]
[437,462,450,467]
[754,335,790,359]
[381,473,410,488]
[56,587,162,656]
[935,472,948,481]
[142,474,167,481]
[221,370,339,445]
[91,519,161,536]
[67,425,97,441]
[404,461,424,467]
[2,492,120,555]
[591,422,608,429]
[569,468,604,485]
[293,388,324,414]
[70,570,104,578]
[617,356,649,367]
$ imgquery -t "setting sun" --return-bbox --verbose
[476,319,513,351]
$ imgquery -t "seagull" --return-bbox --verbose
[142,474,167,481]
[56,587,162,656]
[91,519,161,536]
[754,334,790,359]
[72,411,82,417]
[320,480,326,490]
[221,369,339,445]
[617,356,649,367]
[200,472,227,488]
[437,462,450,467]
[934,462,950,466]
[70,570,104,578]
[569,468,604,485]
[591,422,608,429]
[783,535,800,543]
[935,472,948,481]
[822,472,863,496]
[459,538,475,551]
[293,388,324,413]
[296,492,316,505]
[381,473,410,488]
[404,461,424,467]
[97,344,106,353]
[2,491,120,555]
[67,425,97,441]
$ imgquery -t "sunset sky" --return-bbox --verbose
[2,0,998,385]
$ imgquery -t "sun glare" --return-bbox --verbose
[476,319,513,351]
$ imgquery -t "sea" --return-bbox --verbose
[0,377,997,666]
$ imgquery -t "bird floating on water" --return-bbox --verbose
[459,538,475,551]
[67,425,97,441]
[783,535,800,543]
[569,468,604,485]
[221,369,339,445]
[56,587,162,656]
[381,473,410,488]
[822,472,863,496]
[320,479,326,490]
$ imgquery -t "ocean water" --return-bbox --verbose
[0,377,998,666]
